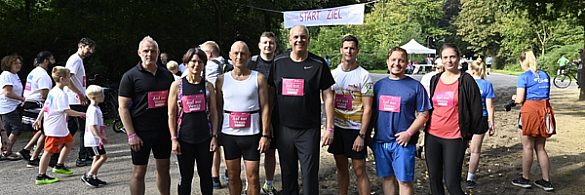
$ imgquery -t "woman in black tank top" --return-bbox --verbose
[167,48,219,195]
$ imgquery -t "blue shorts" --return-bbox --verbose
[371,141,415,182]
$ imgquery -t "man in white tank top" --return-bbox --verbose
[215,41,271,195]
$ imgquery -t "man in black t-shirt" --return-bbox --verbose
[268,25,336,195]
[119,36,174,195]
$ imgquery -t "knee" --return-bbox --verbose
[132,166,147,180]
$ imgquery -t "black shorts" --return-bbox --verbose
[221,133,261,161]
[131,130,172,165]
[86,146,106,156]
[475,116,489,134]
[327,126,366,159]
[486,64,492,69]
[559,65,566,71]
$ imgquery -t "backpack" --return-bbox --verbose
[247,55,259,70]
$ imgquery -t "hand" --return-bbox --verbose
[101,137,109,144]
[394,131,412,147]
[352,136,365,152]
[489,125,496,136]
[321,130,334,147]
[258,137,270,153]
[78,95,88,106]
[209,137,218,152]
[1,135,11,151]
[511,95,516,100]
[32,120,42,130]
[172,140,181,155]
[128,135,143,152]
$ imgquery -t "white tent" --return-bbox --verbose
[400,39,435,54]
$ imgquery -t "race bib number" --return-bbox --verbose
[182,94,205,113]
[433,91,455,107]
[379,95,401,112]
[282,79,304,96]
[229,112,251,128]
[335,94,352,110]
[148,90,169,108]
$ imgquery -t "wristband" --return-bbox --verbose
[490,124,494,129]
[128,133,136,139]
[22,97,25,102]
[326,127,334,131]
[261,134,271,139]
[211,134,219,138]
[77,92,83,97]
[171,136,178,140]
[406,131,413,136]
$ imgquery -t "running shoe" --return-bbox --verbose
[511,177,531,188]
[261,183,278,195]
[534,179,554,191]
[76,158,93,167]
[16,149,31,161]
[466,180,477,189]
[213,181,222,189]
[1,152,22,161]
[80,174,99,187]
[35,174,59,185]
[52,166,73,175]
[27,158,40,168]
[94,176,107,186]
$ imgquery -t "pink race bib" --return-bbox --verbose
[379,95,401,112]
[433,91,455,107]
[282,79,304,96]
[100,125,106,135]
[335,94,353,110]
[182,94,205,113]
[148,90,169,108]
[229,112,251,128]
[25,81,32,91]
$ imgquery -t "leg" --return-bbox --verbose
[212,148,221,178]
[534,137,550,181]
[352,158,371,195]
[131,165,147,195]
[226,158,242,195]
[442,138,467,195]
[277,125,299,195]
[23,131,42,150]
[195,140,214,195]
[57,141,75,164]
[397,180,414,195]
[6,134,19,153]
[176,141,196,195]
[88,154,108,176]
[155,158,171,195]
[31,134,45,159]
[263,149,276,183]
[424,134,445,195]
[520,134,535,180]
[383,176,397,195]
[468,133,486,178]
[38,151,53,175]
[296,128,320,195]
[244,160,260,195]
[333,155,350,195]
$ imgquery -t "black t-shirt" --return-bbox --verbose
[119,62,174,132]
[247,55,272,79]
[268,52,335,129]
[178,77,211,144]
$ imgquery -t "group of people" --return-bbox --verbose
[0,24,562,195]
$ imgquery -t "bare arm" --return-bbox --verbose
[119,96,143,151]
[352,96,373,152]
[39,89,49,100]
[321,87,335,147]
[67,74,88,105]
[207,83,219,152]
[167,80,181,155]
[64,109,84,117]
[514,88,526,104]
[3,85,24,101]
[257,74,271,153]
[486,98,495,135]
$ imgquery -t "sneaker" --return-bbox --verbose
[16,149,31,161]
[512,177,532,188]
[466,180,477,189]
[76,158,93,167]
[261,183,278,195]
[94,176,107,186]
[80,174,99,187]
[213,181,222,189]
[52,166,74,175]
[35,174,59,185]
[534,179,554,191]
[27,158,40,168]
[1,152,22,161]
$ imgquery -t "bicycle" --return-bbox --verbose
[553,61,580,88]
[88,74,126,133]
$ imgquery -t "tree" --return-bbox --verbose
[454,0,502,56]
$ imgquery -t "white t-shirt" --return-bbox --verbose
[84,105,105,147]
[178,63,188,74]
[0,71,24,114]
[64,54,86,105]
[420,71,439,97]
[331,66,374,130]
[23,67,53,101]
[43,87,71,137]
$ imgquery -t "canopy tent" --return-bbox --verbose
[400,39,436,54]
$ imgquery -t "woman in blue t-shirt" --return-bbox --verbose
[465,61,495,189]
[510,50,555,191]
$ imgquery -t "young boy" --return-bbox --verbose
[80,85,109,187]
[32,66,85,184]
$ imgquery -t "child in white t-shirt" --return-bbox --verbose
[80,85,109,187]
[32,66,86,185]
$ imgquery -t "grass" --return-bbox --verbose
[492,69,525,76]
[368,69,388,73]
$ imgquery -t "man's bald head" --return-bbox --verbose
[230,41,250,54]
[229,41,251,68]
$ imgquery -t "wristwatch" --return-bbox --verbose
[211,134,219,138]
[261,134,271,139]
[359,133,366,139]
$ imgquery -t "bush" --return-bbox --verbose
[537,44,582,75]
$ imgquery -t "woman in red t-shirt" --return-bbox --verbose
[424,43,483,195]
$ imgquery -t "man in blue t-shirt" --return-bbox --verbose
[371,47,432,195]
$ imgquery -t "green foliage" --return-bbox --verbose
[537,44,583,75]
[454,0,502,55]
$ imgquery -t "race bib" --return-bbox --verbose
[335,94,353,110]
[182,94,205,113]
[100,125,106,135]
[282,78,304,96]
[147,90,169,108]
[379,95,401,112]
[25,82,32,91]
[229,112,251,128]
[433,91,455,107]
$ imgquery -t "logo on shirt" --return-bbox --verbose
[304,66,313,69]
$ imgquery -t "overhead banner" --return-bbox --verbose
[283,4,365,28]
